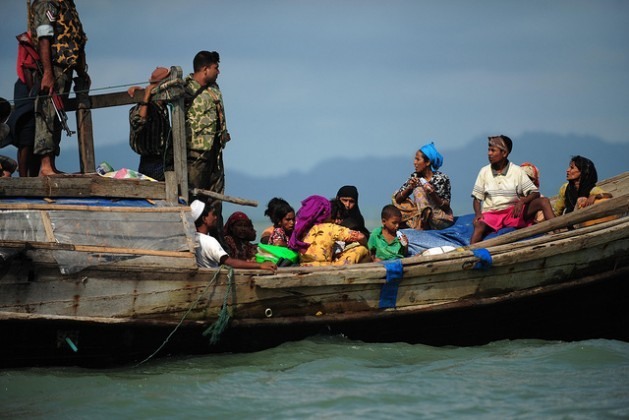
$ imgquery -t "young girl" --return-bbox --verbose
[262,197,295,247]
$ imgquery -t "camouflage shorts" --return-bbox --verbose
[33,68,73,156]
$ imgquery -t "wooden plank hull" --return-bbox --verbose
[1,215,628,367]
[1,266,627,368]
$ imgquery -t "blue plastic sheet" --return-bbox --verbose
[472,248,493,270]
[403,214,515,256]
[379,259,404,309]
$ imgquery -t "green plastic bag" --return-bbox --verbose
[255,243,299,264]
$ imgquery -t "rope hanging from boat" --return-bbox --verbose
[202,267,234,345]
[133,265,228,367]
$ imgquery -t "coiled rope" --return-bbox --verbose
[134,264,234,367]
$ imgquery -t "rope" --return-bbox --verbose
[133,265,227,367]
[7,81,149,106]
[202,266,234,345]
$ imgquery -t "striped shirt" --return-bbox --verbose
[471,161,538,212]
[129,102,171,157]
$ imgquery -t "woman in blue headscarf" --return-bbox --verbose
[393,141,454,230]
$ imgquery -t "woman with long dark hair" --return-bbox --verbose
[553,156,612,216]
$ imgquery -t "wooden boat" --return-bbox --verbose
[1,69,628,367]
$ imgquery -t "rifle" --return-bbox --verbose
[50,91,75,136]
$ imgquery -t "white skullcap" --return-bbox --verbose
[190,200,205,222]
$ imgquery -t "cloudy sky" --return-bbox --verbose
[1,0,627,177]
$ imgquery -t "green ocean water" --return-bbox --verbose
[2,337,628,419]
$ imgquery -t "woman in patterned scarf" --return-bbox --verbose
[393,141,454,230]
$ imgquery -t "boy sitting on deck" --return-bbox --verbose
[191,200,276,272]
[470,135,555,244]
[368,205,408,261]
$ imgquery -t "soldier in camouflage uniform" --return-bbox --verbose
[185,50,231,240]
[30,0,89,175]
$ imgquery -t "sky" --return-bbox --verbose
[1,0,628,177]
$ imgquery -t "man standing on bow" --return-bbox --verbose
[184,50,231,238]
[30,0,89,176]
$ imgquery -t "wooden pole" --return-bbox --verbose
[170,66,188,203]
[192,188,258,207]
[471,195,629,249]
[75,72,95,173]
[76,99,95,173]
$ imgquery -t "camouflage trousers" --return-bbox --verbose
[33,67,73,156]
[188,147,226,242]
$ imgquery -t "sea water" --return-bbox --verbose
[2,337,628,419]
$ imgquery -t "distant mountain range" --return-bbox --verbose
[222,132,629,226]
[51,131,628,229]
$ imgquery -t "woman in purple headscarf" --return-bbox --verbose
[393,141,454,230]
[288,195,370,266]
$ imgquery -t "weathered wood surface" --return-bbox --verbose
[0,240,194,258]
[2,214,626,322]
[254,218,629,289]
[65,89,145,111]
[0,175,167,199]
[75,87,95,172]
[0,202,183,211]
[472,193,628,249]
[192,188,259,207]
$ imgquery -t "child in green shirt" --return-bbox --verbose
[368,205,408,261]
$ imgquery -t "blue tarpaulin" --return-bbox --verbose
[402,213,516,256]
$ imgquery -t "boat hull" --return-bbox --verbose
[1,267,627,368]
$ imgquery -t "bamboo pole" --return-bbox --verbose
[471,195,628,249]
[192,188,258,207]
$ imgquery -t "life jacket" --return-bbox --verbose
[16,32,40,83]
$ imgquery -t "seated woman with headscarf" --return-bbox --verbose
[289,195,370,266]
[393,142,454,230]
[335,185,370,237]
[553,156,613,226]
[223,211,258,261]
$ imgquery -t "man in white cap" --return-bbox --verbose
[191,199,276,271]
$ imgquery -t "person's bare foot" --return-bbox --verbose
[39,168,66,176]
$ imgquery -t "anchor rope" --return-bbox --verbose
[134,264,233,367]
[202,267,234,345]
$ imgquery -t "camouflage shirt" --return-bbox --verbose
[31,0,87,70]
[184,75,228,152]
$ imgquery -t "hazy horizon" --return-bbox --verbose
[1,1,628,178]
